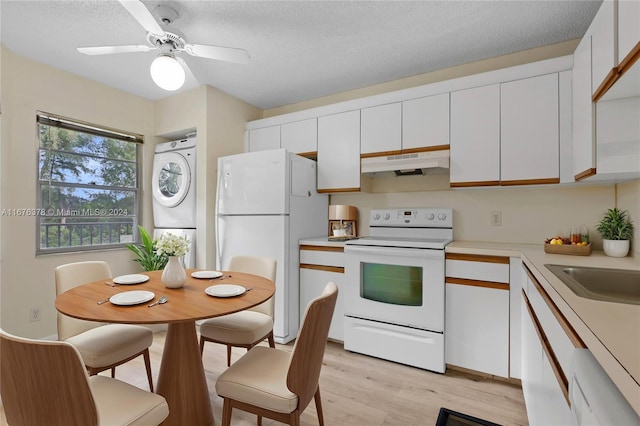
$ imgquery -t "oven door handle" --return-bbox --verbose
[344,245,444,259]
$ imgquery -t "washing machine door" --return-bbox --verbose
[152,152,191,208]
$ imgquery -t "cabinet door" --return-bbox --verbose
[402,93,450,151]
[445,283,509,377]
[618,0,640,69]
[317,110,361,192]
[300,268,344,341]
[595,96,640,176]
[248,126,280,152]
[500,73,559,185]
[572,35,596,181]
[281,118,317,155]
[360,103,401,155]
[590,0,617,98]
[521,294,544,426]
[450,84,501,187]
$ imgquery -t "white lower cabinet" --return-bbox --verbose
[445,254,510,377]
[521,264,583,426]
[299,244,344,341]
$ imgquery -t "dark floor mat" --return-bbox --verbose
[436,408,501,426]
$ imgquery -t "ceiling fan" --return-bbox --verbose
[77,0,250,91]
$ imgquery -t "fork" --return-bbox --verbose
[148,295,168,308]
[105,281,118,287]
[97,297,111,305]
[209,274,232,282]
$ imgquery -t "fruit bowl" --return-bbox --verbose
[544,242,592,256]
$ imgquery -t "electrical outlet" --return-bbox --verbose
[29,307,42,322]
[491,211,502,226]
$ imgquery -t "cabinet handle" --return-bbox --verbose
[300,263,344,273]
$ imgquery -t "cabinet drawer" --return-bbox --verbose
[445,254,510,284]
[300,245,344,269]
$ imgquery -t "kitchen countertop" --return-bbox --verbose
[299,236,348,248]
[449,240,640,416]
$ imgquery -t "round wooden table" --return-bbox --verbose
[55,269,275,426]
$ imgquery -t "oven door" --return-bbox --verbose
[344,244,444,331]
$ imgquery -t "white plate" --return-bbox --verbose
[109,290,155,306]
[113,274,149,285]
[191,270,223,279]
[205,284,246,298]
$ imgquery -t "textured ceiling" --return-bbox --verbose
[1,1,602,110]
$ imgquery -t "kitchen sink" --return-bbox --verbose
[545,264,640,305]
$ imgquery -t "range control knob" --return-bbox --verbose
[373,213,381,220]
[438,213,447,221]
[383,213,391,220]
[427,213,435,220]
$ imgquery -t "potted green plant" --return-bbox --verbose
[596,208,634,257]
[126,226,169,271]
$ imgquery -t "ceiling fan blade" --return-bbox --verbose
[118,0,164,36]
[77,45,154,55]
[184,43,250,64]
[176,56,200,86]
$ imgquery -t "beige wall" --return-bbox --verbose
[1,47,156,337]
[0,47,259,338]
[617,180,640,251]
[331,182,639,250]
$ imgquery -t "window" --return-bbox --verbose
[37,113,142,254]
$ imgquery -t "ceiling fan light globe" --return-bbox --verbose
[150,55,185,91]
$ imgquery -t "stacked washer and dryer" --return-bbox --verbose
[152,135,197,268]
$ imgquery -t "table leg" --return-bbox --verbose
[157,321,214,426]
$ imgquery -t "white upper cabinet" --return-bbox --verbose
[500,73,560,185]
[360,103,401,155]
[248,125,280,152]
[572,35,596,181]
[281,118,317,155]
[618,0,640,69]
[402,93,450,152]
[595,96,640,176]
[450,84,501,187]
[317,110,361,192]
[590,0,617,99]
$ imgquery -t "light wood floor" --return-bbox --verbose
[0,329,528,426]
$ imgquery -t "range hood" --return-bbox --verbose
[361,150,450,176]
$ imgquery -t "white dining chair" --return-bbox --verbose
[199,255,277,366]
[55,261,155,391]
[0,328,169,426]
[215,282,338,426]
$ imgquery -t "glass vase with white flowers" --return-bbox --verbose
[156,233,190,288]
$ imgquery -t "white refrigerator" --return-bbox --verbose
[215,149,328,343]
